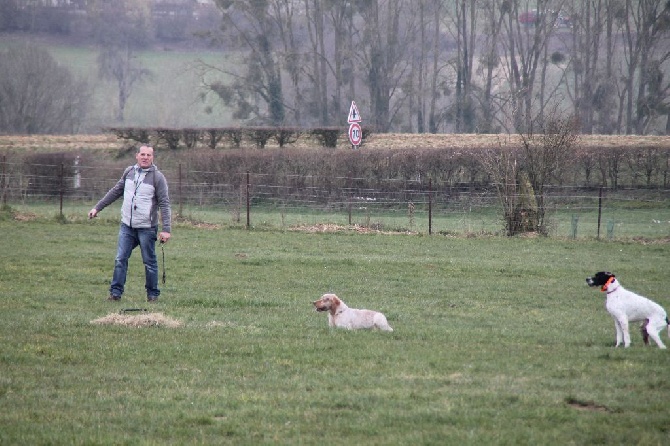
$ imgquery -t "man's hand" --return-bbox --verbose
[88,208,98,219]
[159,232,171,243]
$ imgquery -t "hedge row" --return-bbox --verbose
[104,126,374,150]
[186,145,670,191]
[5,144,669,202]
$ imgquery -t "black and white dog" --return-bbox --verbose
[586,271,670,349]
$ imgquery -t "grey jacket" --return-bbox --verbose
[94,164,171,233]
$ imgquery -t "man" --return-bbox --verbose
[88,145,171,302]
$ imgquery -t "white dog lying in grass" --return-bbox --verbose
[312,293,393,331]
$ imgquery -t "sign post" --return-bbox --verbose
[347,101,362,149]
[348,122,362,147]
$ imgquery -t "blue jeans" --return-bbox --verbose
[110,223,160,298]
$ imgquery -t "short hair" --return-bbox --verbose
[137,145,154,153]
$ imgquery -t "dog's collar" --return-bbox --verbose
[601,277,618,293]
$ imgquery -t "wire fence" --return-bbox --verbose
[1,159,669,240]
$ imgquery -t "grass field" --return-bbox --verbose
[1,210,670,445]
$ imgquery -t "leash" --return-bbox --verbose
[120,308,148,314]
[160,241,166,284]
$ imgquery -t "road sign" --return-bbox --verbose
[348,101,362,123]
[348,122,362,147]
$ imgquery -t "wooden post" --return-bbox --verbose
[347,173,352,225]
[59,163,64,219]
[428,178,433,235]
[597,187,603,240]
[1,155,6,207]
[178,163,183,217]
[246,171,250,229]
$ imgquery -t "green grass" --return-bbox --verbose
[1,214,670,445]
[8,197,670,241]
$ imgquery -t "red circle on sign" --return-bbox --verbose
[348,123,362,146]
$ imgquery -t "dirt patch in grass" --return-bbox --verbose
[173,215,221,230]
[289,223,415,234]
[566,397,610,412]
[630,236,670,245]
[90,312,182,328]
[12,212,38,221]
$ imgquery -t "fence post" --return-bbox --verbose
[607,219,615,240]
[596,187,603,240]
[73,156,80,189]
[571,214,579,239]
[347,173,352,225]
[1,155,6,207]
[59,163,64,219]
[428,178,432,235]
[246,171,250,229]
[178,163,183,217]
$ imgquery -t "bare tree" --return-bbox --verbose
[304,0,329,125]
[309,0,360,125]
[481,112,578,235]
[518,113,579,230]
[480,140,523,235]
[476,0,508,134]
[357,0,413,131]
[202,0,287,125]
[89,0,153,123]
[628,0,670,134]
[499,0,560,132]
[445,0,477,132]
[559,0,604,134]
[0,43,90,134]
[326,1,357,124]
[595,0,622,134]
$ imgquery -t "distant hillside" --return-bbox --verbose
[0,34,233,133]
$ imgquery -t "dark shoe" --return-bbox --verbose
[107,295,121,301]
[147,296,159,303]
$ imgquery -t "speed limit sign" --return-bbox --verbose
[348,122,362,147]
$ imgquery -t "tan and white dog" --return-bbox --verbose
[312,293,393,331]
[586,271,669,349]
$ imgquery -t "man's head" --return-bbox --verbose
[136,145,154,169]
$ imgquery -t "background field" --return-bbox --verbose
[0,34,233,132]
[1,215,669,445]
